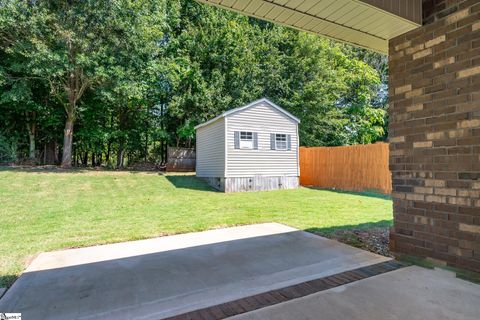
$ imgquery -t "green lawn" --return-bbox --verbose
[0,168,392,288]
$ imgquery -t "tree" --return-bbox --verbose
[0,0,389,166]
[0,0,166,167]
[162,2,386,147]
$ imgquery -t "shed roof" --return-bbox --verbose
[194,98,300,130]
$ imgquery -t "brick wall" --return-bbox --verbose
[389,0,480,272]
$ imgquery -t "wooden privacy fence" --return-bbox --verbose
[299,143,392,194]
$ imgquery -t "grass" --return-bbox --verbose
[0,167,392,288]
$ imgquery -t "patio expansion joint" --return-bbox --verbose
[162,260,408,320]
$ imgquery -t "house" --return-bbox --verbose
[195,98,300,192]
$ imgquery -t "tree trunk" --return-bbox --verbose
[144,131,148,163]
[117,106,128,169]
[160,103,165,165]
[28,133,36,160]
[161,140,167,165]
[73,145,77,167]
[55,142,60,164]
[83,151,88,166]
[117,140,125,168]
[25,111,36,160]
[61,113,74,168]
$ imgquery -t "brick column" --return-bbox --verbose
[389,0,480,272]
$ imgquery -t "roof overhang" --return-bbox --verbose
[196,0,422,54]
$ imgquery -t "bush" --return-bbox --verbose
[0,133,17,164]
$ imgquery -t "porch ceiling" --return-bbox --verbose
[196,0,422,54]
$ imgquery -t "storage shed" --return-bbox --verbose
[195,98,300,192]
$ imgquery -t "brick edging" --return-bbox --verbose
[163,260,407,320]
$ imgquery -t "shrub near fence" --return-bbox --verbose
[299,142,392,194]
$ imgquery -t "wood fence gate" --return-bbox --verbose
[166,147,196,172]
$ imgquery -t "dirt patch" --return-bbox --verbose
[317,227,392,257]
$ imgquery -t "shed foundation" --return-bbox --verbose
[204,176,299,192]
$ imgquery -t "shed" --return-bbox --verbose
[195,98,300,192]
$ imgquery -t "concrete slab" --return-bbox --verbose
[0,223,389,320]
[232,266,480,320]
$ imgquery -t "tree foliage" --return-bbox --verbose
[0,0,388,166]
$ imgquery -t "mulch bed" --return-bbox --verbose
[317,227,392,257]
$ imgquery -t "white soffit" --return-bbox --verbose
[196,0,422,54]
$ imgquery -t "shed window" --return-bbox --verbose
[240,131,253,149]
[234,131,258,149]
[275,134,287,150]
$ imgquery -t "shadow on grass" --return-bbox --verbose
[304,220,393,236]
[0,166,165,175]
[0,166,85,174]
[304,186,391,200]
[0,274,17,292]
[165,175,218,192]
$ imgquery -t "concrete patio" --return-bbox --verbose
[232,266,480,320]
[0,223,388,319]
[0,223,479,319]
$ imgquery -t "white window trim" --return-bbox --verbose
[275,133,287,150]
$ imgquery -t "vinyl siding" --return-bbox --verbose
[226,102,299,178]
[196,118,225,177]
